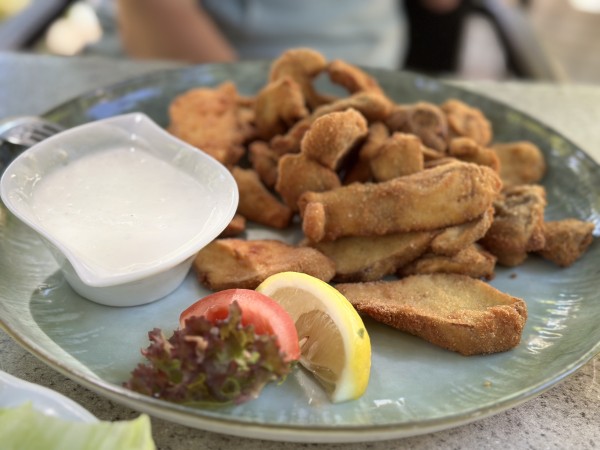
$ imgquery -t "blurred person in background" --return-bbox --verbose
[115,0,462,70]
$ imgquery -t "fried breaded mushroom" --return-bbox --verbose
[537,219,595,267]
[370,132,425,182]
[270,91,392,156]
[300,108,368,170]
[441,99,493,146]
[344,121,390,184]
[336,273,527,356]
[327,59,386,95]
[480,184,547,266]
[248,141,279,188]
[386,102,449,153]
[275,153,341,211]
[231,166,293,229]
[398,244,497,280]
[307,231,434,282]
[194,238,336,290]
[269,47,329,109]
[316,91,393,123]
[219,213,246,238]
[492,141,546,187]
[429,207,494,256]
[448,137,500,172]
[269,120,312,156]
[253,76,309,140]
[168,81,253,166]
[299,161,502,242]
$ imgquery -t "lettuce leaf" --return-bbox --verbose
[124,301,292,406]
[0,403,155,450]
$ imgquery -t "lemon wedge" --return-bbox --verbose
[256,271,371,403]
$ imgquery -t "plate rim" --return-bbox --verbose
[2,61,600,442]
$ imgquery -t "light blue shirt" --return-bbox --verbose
[203,0,406,69]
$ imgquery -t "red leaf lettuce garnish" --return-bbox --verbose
[124,301,292,406]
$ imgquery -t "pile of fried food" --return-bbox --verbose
[168,48,595,356]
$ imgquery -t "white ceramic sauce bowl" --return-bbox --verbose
[0,113,238,306]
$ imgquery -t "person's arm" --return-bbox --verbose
[115,0,237,62]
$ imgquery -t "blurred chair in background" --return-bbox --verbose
[404,0,565,80]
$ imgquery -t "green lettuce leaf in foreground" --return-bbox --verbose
[0,403,155,450]
[124,302,292,406]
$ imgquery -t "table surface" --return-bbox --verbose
[1,52,599,450]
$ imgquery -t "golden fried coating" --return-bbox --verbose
[370,132,425,182]
[168,82,253,166]
[299,161,502,242]
[253,76,309,140]
[248,141,279,188]
[270,91,392,156]
[219,213,246,238]
[269,120,311,156]
[423,156,458,169]
[344,121,390,184]
[269,47,329,109]
[300,108,368,170]
[275,153,341,211]
[231,167,293,229]
[314,91,393,122]
[336,273,527,356]
[386,102,449,153]
[327,59,386,95]
[448,137,500,172]
[480,185,547,266]
[430,207,494,256]
[399,244,497,280]
[194,239,335,290]
[441,99,493,146]
[537,219,595,267]
[492,141,546,187]
[307,231,435,282]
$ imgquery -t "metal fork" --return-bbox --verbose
[0,116,65,148]
[0,116,65,172]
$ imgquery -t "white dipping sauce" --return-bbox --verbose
[30,147,213,278]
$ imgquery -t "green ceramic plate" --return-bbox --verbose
[1,62,599,442]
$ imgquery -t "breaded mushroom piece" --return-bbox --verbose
[269,47,329,109]
[219,214,246,238]
[336,273,527,356]
[537,219,595,267]
[168,82,253,166]
[300,108,368,170]
[299,161,502,242]
[270,92,392,156]
[307,231,435,282]
[327,59,386,95]
[386,102,449,153]
[441,99,493,146]
[275,153,341,211]
[448,137,500,172]
[480,184,547,266]
[369,132,425,182]
[398,244,497,280]
[493,141,546,187]
[248,141,280,188]
[344,121,390,184]
[194,239,336,290]
[429,207,494,256]
[253,76,309,140]
[231,167,293,229]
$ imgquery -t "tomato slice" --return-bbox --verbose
[180,289,300,362]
